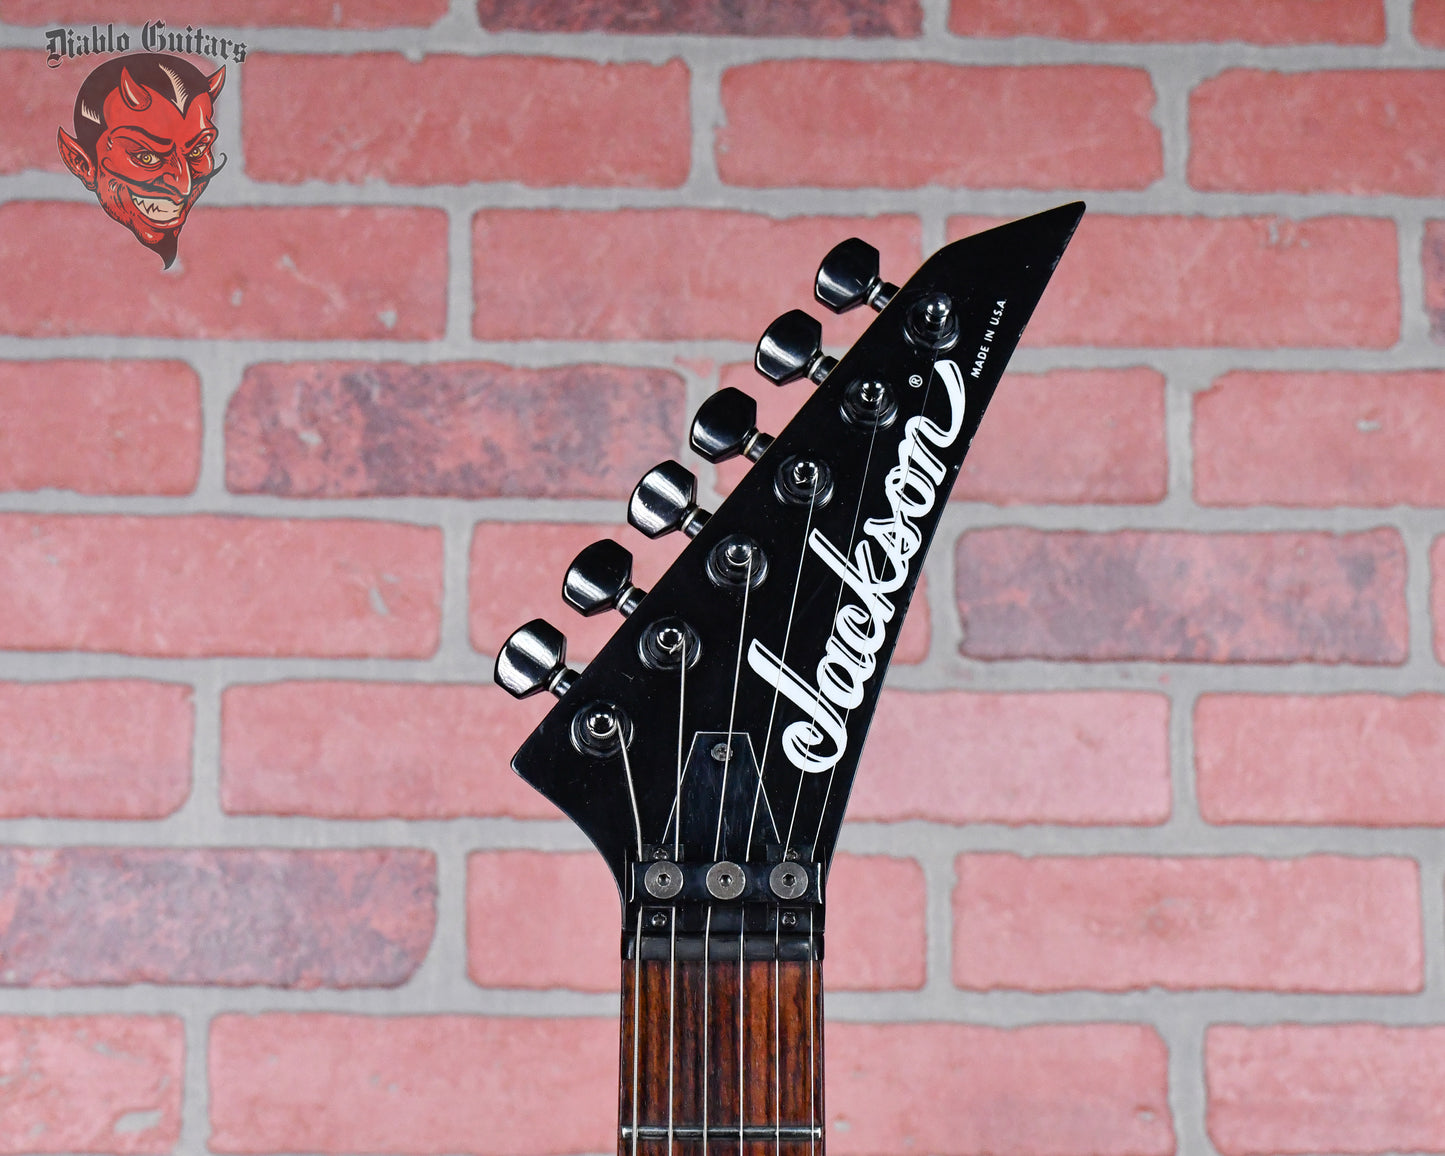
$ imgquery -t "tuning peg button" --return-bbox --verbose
[629,461,711,539]
[690,388,774,464]
[495,618,578,699]
[755,309,838,386]
[815,237,898,314]
[563,540,646,617]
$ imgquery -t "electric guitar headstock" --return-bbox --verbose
[494,203,1084,962]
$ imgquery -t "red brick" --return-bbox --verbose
[473,210,920,341]
[245,54,689,187]
[209,1014,615,1154]
[1191,70,1445,195]
[828,1022,1172,1155]
[0,51,74,174]
[467,852,617,992]
[0,1016,182,1154]
[0,514,441,657]
[949,0,1383,42]
[1197,694,1445,825]
[0,0,445,24]
[222,682,556,820]
[470,522,683,663]
[466,850,924,992]
[949,214,1399,348]
[1197,372,1445,506]
[1422,221,1445,342]
[0,681,190,819]
[477,0,920,34]
[851,691,1169,825]
[955,854,1420,992]
[0,848,433,987]
[1418,0,1445,45]
[719,63,1160,190]
[956,528,1407,664]
[1207,1025,1445,1155]
[0,203,446,338]
[825,854,926,990]
[962,368,1167,503]
[227,362,684,500]
[0,360,199,495]
[1425,538,1445,661]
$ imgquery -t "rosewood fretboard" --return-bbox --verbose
[619,955,824,1156]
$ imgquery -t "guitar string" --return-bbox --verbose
[620,727,644,863]
[773,916,781,1156]
[714,551,754,861]
[668,888,677,1156]
[631,906,642,1156]
[703,905,712,1156]
[738,920,746,1156]
[719,554,755,1156]
[668,637,685,1156]
[808,924,816,1156]
[621,742,644,1156]
[783,413,881,857]
[809,358,944,855]
[744,485,819,863]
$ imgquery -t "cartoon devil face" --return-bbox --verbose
[58,55,225,268]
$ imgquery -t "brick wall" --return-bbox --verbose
[0,1,1442,1153]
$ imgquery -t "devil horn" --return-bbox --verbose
[206,65,225,100]
[118,67,151,111]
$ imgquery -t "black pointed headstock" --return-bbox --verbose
[496,204,1084,958]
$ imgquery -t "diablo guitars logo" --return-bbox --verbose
[57,54,225,267]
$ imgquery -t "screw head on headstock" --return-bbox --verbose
[628,460,712,539]
[494,618,578,699]
[755,309,837,386]
[690,387,775,464]
[562,539,646,617]
[815,237,898,314]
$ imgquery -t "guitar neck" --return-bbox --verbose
[619,942,824,1156]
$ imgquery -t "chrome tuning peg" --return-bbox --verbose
[690,388,774,464]
[563,540,646,617]
[815,237,897,314]
[629,460,711,539]
[755,309,837,386]
[495,619,577,699]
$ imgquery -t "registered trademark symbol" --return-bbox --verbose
[908,374,924,388]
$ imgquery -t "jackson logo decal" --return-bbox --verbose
[57,53,225,268]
